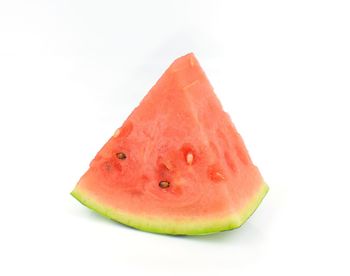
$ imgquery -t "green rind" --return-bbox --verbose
[71,182,268,235]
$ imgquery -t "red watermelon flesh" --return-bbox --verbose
[71,53,268,235]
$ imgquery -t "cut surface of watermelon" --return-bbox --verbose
[71,53,268,235]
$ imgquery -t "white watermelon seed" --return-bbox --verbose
[113,128,120,137]
[186,152,194,165]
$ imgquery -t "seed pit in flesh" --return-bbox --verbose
[215,172,225,180]
[159,181,170,188]
[207,164,225,182]
[116,152,127,160]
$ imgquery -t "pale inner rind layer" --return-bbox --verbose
[71,182,269,235]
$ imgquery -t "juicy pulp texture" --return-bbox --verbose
[71,53,268,235]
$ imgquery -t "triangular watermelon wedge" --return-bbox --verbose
[71,53,268,235]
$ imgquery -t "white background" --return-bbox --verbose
[1,1,349,275]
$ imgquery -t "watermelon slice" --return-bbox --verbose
[71,53,268,235]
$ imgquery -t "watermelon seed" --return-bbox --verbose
[113,128,120,137]
[159,181,170,188]
[116,152,127,160]
[186,152,194,165]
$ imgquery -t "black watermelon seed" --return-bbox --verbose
[159,181,170,188]
[116,152,127,160]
